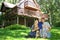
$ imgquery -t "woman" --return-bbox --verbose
[29,19,39,38]
[42,18,51,38]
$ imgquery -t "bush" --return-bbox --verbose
[54,22,60,27]
[5,24,29,30]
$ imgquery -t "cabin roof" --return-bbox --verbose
[1,0,40,11]
[0,2,17,12]
[0,0,42,18]
[2,2,16,8]
[17,0,40,10]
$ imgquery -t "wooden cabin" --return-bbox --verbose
[1,0,43,27]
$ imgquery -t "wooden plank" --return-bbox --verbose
[17,16,19,24]
[24,18,26,26]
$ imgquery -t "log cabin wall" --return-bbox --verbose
[19,16,24,25]
[3,7,17,26]
[18,16,35,27]
[24,8,41,19]
[0,0,42,27]
[17,8,24,15]
[26,17,34,27]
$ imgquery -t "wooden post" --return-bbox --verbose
[2,21,5,27]
[2,12,5,27]
[24,18,26,26]
[17,16,19,24]
[34,18,35,23]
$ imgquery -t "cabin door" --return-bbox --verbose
[26,18,34,27]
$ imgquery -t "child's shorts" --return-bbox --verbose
[29,31,36,37]
[42,28,47,37]
[47,32,51,38]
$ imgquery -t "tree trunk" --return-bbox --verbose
[49,12,52,26]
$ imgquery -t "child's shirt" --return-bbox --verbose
[38,22,43,30]
[43,22,51,32]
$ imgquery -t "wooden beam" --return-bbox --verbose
[34,18,35,22]
[24,18,26,26]
[2,12,5,27]
[17,16,19,24]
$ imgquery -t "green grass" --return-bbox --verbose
[0,24,60,40]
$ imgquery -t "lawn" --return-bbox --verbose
[0,24,60,40]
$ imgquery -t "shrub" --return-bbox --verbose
[5,24,29,30]
[54,22,60,27]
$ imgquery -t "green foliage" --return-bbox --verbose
[5,24,30,30]
[54,22,60,27]
[0,24,30,40]
[36,0,60,27]
[0,25,60,40]
[0,0,60,26]
[50,27,60,39]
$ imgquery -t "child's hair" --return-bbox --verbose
[34,19,39,31]
[34,19,40,38]
[41,18,45,21]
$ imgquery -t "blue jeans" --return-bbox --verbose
[29,31,36,37]
[47,32,51,38]
[39,29,43,37]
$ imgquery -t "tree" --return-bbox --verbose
[36,0,60,26]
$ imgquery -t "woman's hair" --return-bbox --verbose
[34,20,38,25]
[34,20,39,31]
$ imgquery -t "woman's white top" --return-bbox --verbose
[42,22,50,32]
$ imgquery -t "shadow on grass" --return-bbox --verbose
[0,27,60,40]
[48,27,60,40]
[0,24,31,40]
[0,28,30,40]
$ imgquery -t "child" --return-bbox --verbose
[38,17,43,37]
[42,18,51,38]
